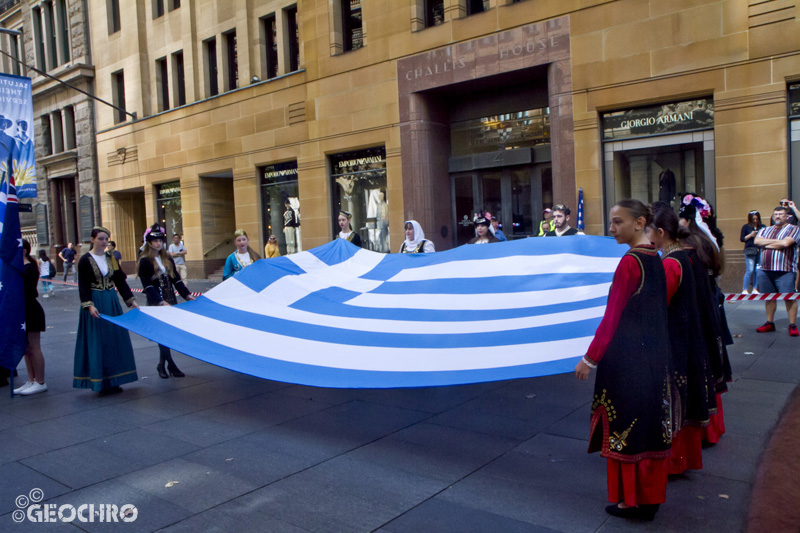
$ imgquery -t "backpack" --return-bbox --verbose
[47,261,55,277]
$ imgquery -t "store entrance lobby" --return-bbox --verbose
[398,17,574,252]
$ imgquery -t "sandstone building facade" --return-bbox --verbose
[0,0,100,262]
[86,0,800,285]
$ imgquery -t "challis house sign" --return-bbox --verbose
[602,98,715,141]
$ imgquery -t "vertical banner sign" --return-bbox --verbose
[0,74,35,198]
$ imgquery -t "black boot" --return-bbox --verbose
[157,345,170,379]
[605,503,659,521]
[165,351,185,378]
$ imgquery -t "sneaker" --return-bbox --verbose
[19,382,47,395]
[790,324,799,337]
[42,294,49,298]
[756,321,776,333]
[752,289,760,295]
[741,291,748,295]
[13,381,34,394]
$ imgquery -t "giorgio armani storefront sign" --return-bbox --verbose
[602,98,714,141]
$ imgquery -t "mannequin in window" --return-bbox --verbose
[658,168,676,204]
[283,200,299,254]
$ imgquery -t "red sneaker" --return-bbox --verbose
[756,322,776,333]
[790,324,799,337]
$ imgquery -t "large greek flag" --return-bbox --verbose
[106,237,626,388]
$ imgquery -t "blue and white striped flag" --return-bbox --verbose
[106,236,627,388]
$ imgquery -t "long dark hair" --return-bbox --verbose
[22,239,38,267]
[679,207,723,276]
[747,210,762,227]
[38,249,50,263]
[652,204,691,241]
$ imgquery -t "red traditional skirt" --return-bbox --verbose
[607,458,668,506]
[703,393,726,444]
[666,426,704,475]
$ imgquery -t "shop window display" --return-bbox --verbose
[260,161,301,255]
[330,147,389,252]
[156,181,182,237]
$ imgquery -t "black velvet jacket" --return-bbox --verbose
[137,255,191,306]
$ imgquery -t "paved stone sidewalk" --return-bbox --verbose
[1,282,796,532]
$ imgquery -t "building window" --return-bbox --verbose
[285,5,299,72]
[223,30,238,91]
[32,6,46,70]
[43,0,57,69]
[64,105,76,150]
[260,161,301,255]
[425,0,444,27]
[262,14,278,79]
[204,37,218,97]
[7,29,23,76]
[343,0,363,52]
[169,0,181,10]
[156,181,182,237]
[153,0,164,18]
[172,50,186,106]
[466,0,489,15]
[156,57,169,111]
[111,69,126,123]
[56,0,70,64]
[108,0,121,34]
[51,109,63,153]
[330,147,389,252]
[41,115,52,156]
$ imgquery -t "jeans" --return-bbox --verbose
[742,255,758,292]
[63,262,76,282]
[40,276,53,293]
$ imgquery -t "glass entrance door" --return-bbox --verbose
[451,164,551,246]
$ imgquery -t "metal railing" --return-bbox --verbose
[203,238,232,257]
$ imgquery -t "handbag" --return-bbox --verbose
[744,246,760,257]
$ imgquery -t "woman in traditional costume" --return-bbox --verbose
[223,229,261,280]
[575,199,671,521]
[468,216,499,244]
[14,240,48,395]
[137,224,195,378]
[647,205,713,475]
[678,196,732,444]
[74,227,139,394]
[336,211,362,247]
[399,220,435,253]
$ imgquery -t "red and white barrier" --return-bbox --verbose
[725,292,800,302]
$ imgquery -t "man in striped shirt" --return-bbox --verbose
[755,206,800,336]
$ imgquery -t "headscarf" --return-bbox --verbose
[680,194,719,250]
[403,220,425,251]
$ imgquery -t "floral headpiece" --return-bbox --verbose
[681,194,711,219]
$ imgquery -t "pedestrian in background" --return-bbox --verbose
[58,242,77,282]
[264,234,281,258]
[138,224,195,378]
[740,210,765,294]
[37,249,54,297]
[168,233,188,280]
[14,240,48,396]
[538,208,554,236]
[754,205,799,336]
[575,199,671,522]
[107,240,122,261]
[73,227,139,395]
